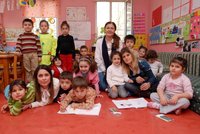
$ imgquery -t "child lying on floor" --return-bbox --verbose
[59,76,96,112]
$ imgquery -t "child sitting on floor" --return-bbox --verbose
[1,80,35,116]
[59,76,96,112]
[148,57,193,115]
[51,56,65,79]
[54,71,73,102]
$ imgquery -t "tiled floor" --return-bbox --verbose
[0,93,199,134]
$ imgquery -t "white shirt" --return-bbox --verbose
[31,78,60,108]
[149,61,163,77]
[95,37,123,72]
[106,64,130,87]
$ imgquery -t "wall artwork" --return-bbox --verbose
[134,34,148,49]
[149,26,161,44]
[190,10,200,39]
[133,13,146,34]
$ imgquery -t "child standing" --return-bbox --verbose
[54,71,73,102]
[124,34,136,49]
[16,18,42,83]
[146,49,163,78]
[106,51,132,98]
[138,45,148,60]
[60,76,96,112]
[39,20,57,65]
[51,56,64,79]
[148,57,193,115]
[1,80,35,116]
[73,56,100,95]
[56,21,75,72]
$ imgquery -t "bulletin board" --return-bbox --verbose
[134,34,148,49]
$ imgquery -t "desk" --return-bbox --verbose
[0,53,15,89]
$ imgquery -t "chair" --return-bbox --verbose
[9,54,25,82]
[0,70,3,93]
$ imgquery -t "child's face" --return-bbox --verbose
[79,61,90,73]
[112,54,121,66]
[40,22,49,33]
[75,54,81,61]
[61,25,69,36]
[74,87,87,99]
[55,59,61,67]
[60,79,72,90]
[37,69,51,89]
[80,48,88,56]
[148,58,156,64]
[125,39,134,48]
[23,22,33,33]
[11,85,26,100]
[169,62,184,77]
[138,48,146,58]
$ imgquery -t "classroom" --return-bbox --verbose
[0,0,200,134]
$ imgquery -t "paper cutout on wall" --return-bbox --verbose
[190,10,200,39]
[134,34,147,49]
[149,26,161,44]
[152,6,162,27]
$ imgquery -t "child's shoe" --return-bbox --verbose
[147,102,160,109]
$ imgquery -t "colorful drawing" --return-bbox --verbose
[190,10,200,39]
[134,34,148,49]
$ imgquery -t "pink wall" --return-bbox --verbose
[149,0,200,52]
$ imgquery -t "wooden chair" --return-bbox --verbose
[0,70,3,93]
[9,54,25,82]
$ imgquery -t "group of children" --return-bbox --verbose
[0,18,193,116]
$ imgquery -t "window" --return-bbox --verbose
[96,0,132,39]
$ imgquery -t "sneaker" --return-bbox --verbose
[147,102,160,109]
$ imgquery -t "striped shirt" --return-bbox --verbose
[16,32,42,57]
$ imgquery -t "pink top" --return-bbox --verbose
[73,71,99,92]
[158,73,193,97]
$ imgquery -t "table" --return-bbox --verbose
[0,53,15,89]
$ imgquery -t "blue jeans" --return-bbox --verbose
[98,72,108,91]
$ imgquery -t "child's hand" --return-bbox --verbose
[38,57,42,63]
[22,104,32,111]
[111,86,117,92]
[156,73,162,77]
[59,94,66,102]
[15,52,22,56]
[1,104,9,113]
[128,79,133,83]
[71,103,79,109]
[140,82,150,91]
[160,97,168,106]
[169,95,179,105]
[59,102,67,112]
[136,76,145,84]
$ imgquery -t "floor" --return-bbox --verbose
[0,93,199,134]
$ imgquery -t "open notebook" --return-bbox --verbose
[57,103,101,116]
[112,98,148,109]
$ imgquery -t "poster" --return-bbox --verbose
[163,6,172,24]
[149,26,161,44]
[66,7,87,21]
[134,34,148,49]
[5,28,23,42]
[133,13,146,34]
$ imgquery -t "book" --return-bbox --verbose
[112,98,148,109]
[57,103,101,116]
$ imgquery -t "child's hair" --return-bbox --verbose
[110,51,122,62]
[80,45,88,51]
[146,49,158,60]
[104,21,120,49]
[75,50,80,55]
[39,20,49,27]
[124,34,136,44]
[61,21,70,29]
[138,45,148,52]
[53,56,61,63]
[33,65,54,103]
[74,56,97,74]
[72,76,88,89]
[59,71,73,81]
[22,18,33,26]
[170,56,187,70]
[9,80,26,95]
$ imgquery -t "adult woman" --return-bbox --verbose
[24,65,59,109]
[121,47,158,98]
[95,21,123,91]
